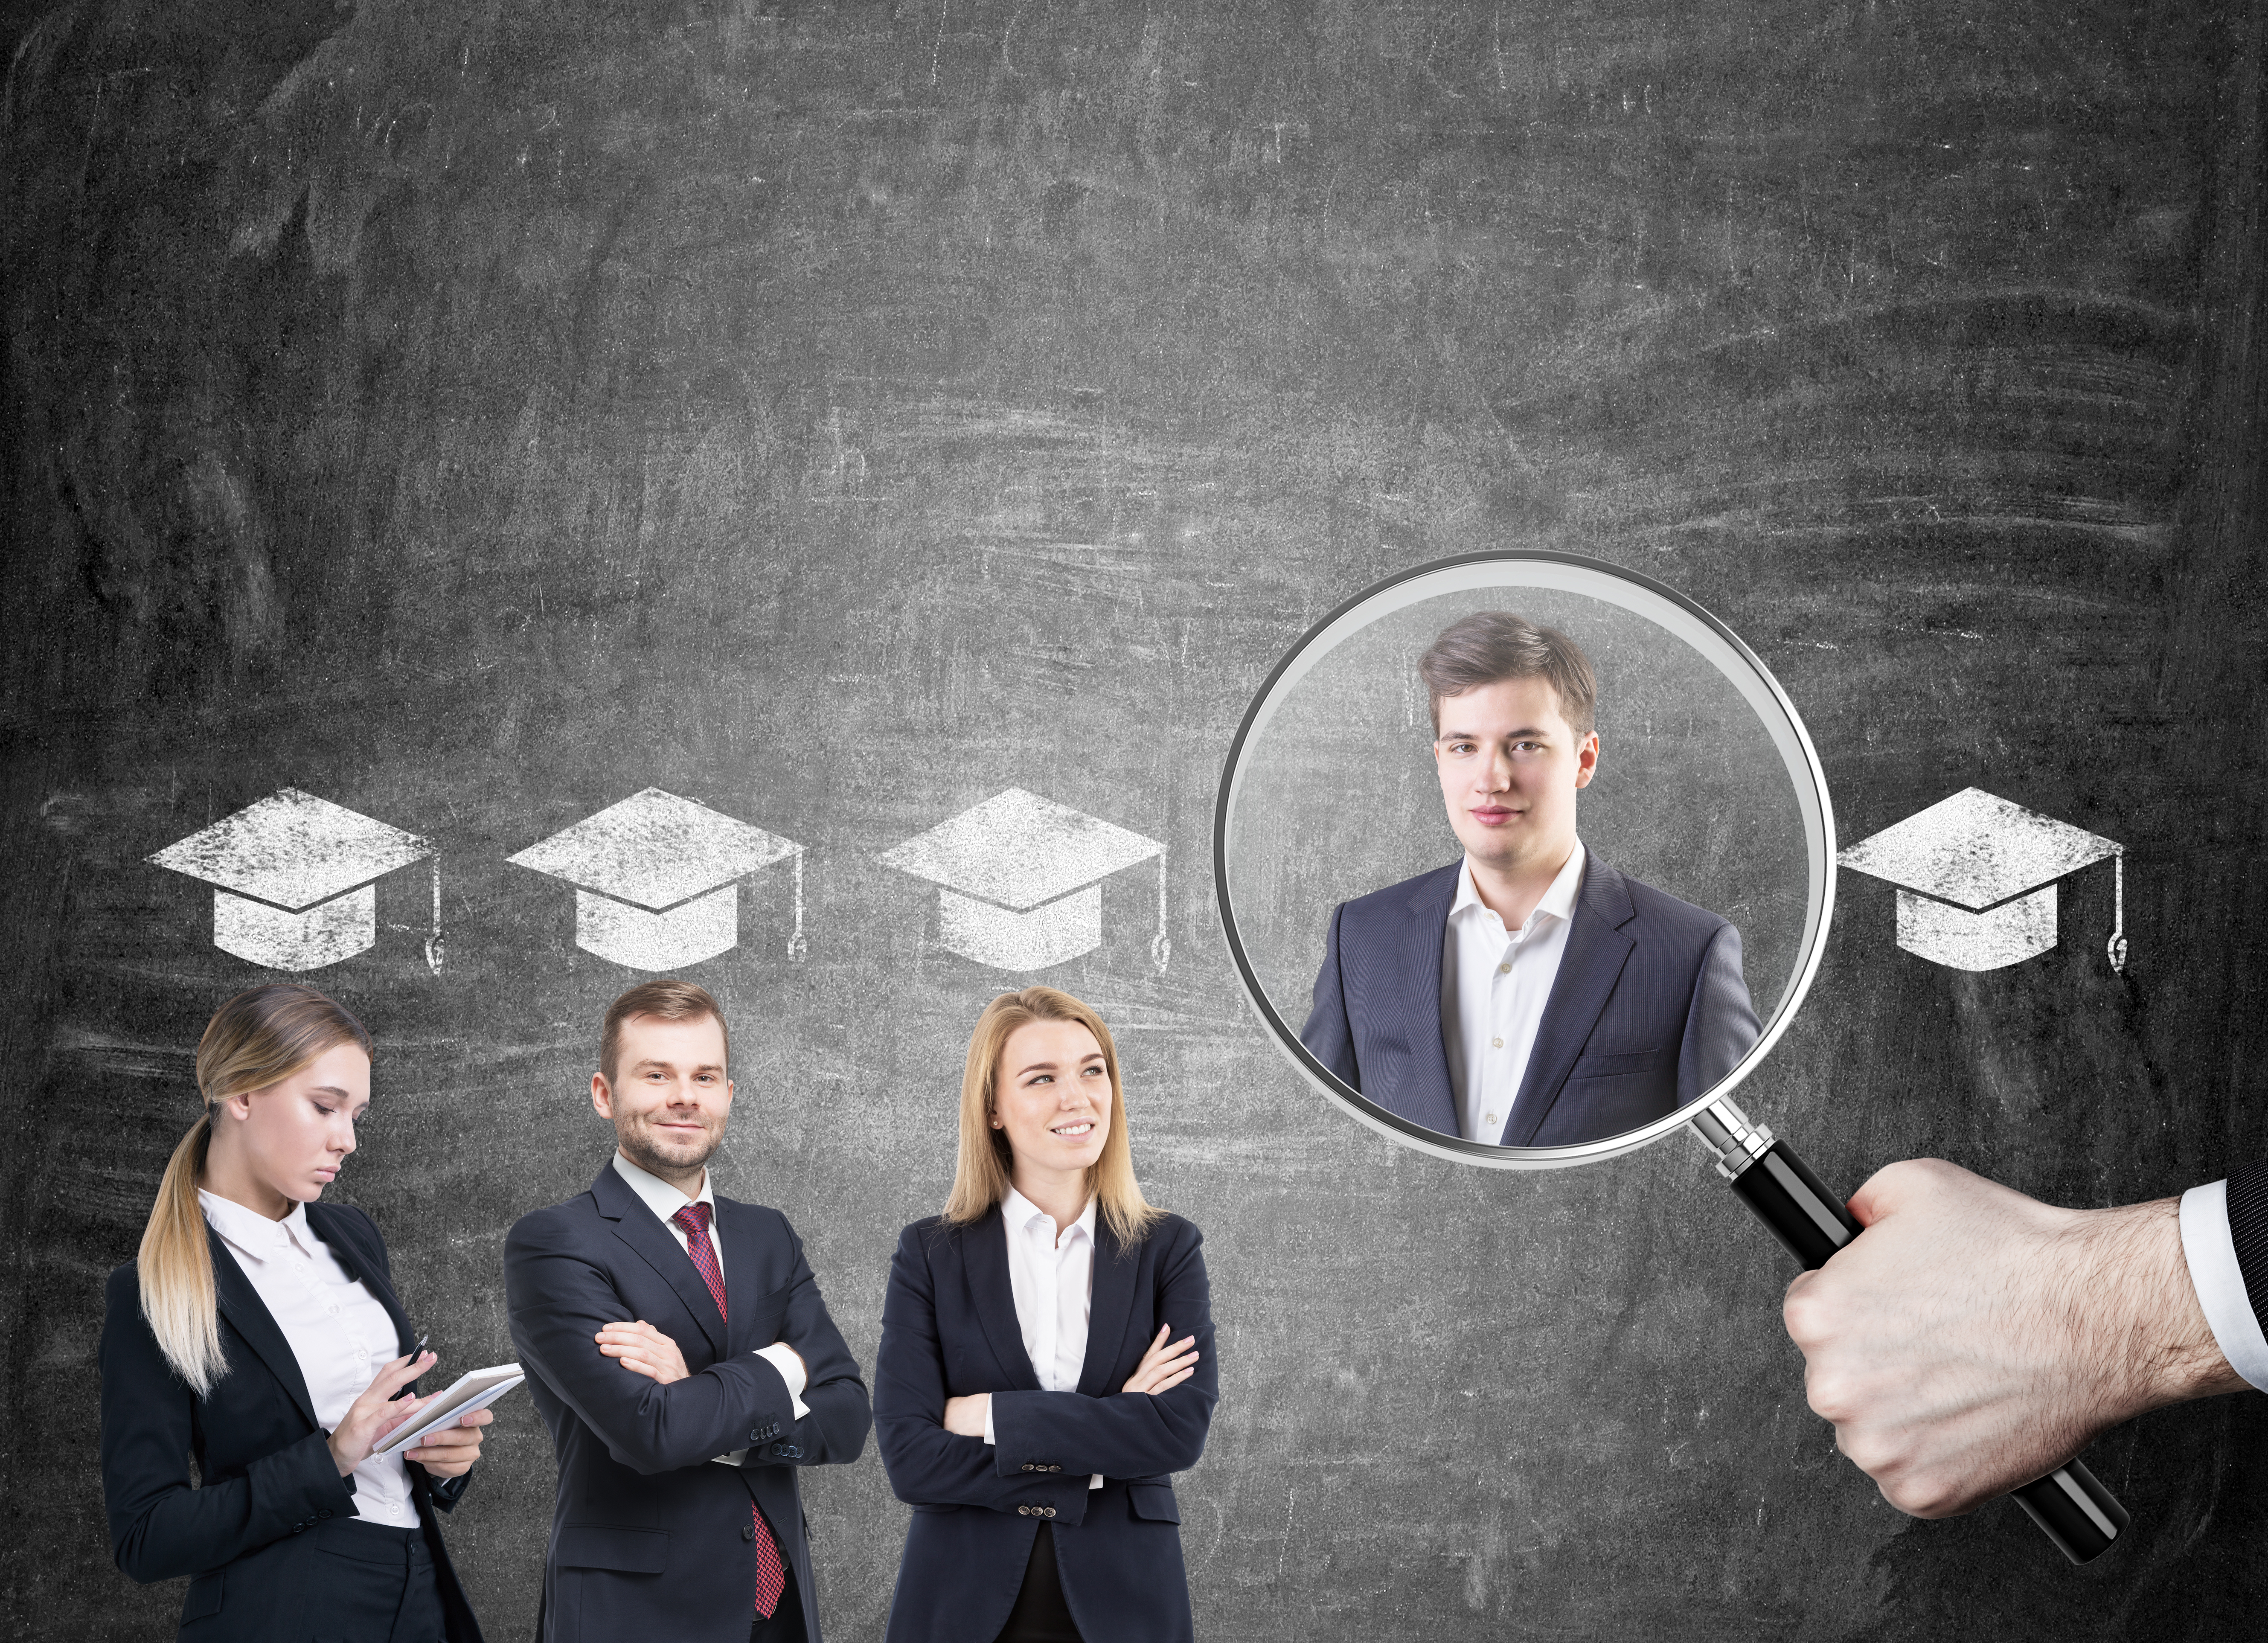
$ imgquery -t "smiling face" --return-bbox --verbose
[991,1018,1112,1191]
[1432,674,1600,879]
[592,1012,734,1187]
[212,1040,372,1208]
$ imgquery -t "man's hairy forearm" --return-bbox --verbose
[1786,1160,2248,1518]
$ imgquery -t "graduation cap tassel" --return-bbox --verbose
[1150,848,1171,973]
[2106,846,2127,974]
[425,856,445,976]
[788,848,810,963]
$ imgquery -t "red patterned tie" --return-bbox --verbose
[670,1202,786,1620]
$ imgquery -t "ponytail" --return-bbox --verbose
[137,1114,224,1395]
[135,983,372,1395]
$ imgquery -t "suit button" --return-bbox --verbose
[743,1523,757,1542]
[317,1509,331,1519]
[1040,1506,1055,1519]
[1016,1504,1032,1516]
[1047,1465,1061,1473]
[1019,1463,1033,1472]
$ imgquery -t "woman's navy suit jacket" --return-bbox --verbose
[875,1206,1217,1643]
[98,1201,480,1642]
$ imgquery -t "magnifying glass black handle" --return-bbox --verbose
[1696,1106,2130,1564]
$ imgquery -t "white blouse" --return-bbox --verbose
[986,1187,1103,1488]
[199,1191,416,1527]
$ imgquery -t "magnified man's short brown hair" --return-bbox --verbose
[1419,611,1597,739]
[600,979,730,1085]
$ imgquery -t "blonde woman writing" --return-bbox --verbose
[99,984,491,1641]
[875,986,1217,1643]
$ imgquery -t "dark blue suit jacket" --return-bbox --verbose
[874,1209,1216,1643]
[98,1202,480,1642]
[504,1164,871,1643]
[1301,853,1761,1146]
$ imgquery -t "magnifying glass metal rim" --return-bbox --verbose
[1213,547,1837,1172]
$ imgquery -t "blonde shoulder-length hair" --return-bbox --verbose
[137,984,374,1395]
[943,986,1163,1247]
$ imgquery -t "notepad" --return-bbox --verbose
[371,1363,525,1457]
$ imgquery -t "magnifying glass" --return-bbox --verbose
[1212,550,2127,1565]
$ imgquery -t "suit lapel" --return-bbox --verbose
[1392,865,1462,1136]
[1500,856,1637,1148]
[715,1196,762,1355]
[206,1224,321,1432]
[590,1165,728,1360]
[306,1203,416,1358]
[963,1207,1042,1392]
[1076,1217,1139,1398]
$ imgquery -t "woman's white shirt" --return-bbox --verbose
[198,1190,416,1527]
[984,1186,1104,1488]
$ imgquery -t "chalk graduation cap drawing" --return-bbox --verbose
[881,788,1168,973]
[508,787,805,971]
[1838,787,2126,974]
[148,789,441,973]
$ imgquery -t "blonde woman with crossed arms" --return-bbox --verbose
[875,987,1217,1643]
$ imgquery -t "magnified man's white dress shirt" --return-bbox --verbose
[1441,840,1587,1146]
[982,1186,1104,1489]
[198,1189,417,1526]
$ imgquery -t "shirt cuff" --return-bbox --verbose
[753,1343,812,1421]
[982,1397,995,1446]
[2179,1180,2268,1392]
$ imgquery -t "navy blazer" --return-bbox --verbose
[874,1208,1216,1643]
[98,1202,480,1642]
[1301,853,1762,1146]
[504,1164,871,1643]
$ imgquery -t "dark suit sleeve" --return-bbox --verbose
[1676,920,1763,1106]
[989,1221,1217,1482]
[747,1214,871,1469]
[99,1265,356,1583]
[503,1211,802,1475]
[872,1225,1095,1522]
[1299,901,1361,1089]
[334,1205,472,1512]
[2225,1160,2268,1339]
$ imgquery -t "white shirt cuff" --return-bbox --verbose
[982,1397,995,1445]
[753,1343,813,1421]
[2179,1181,2268,1392]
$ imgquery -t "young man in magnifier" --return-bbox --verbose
[1300,611,1762,1149]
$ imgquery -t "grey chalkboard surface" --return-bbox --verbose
[5,1,2265,1640]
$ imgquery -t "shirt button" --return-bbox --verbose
[1485,1113,1498,1128]
[1497,963,1510,974]
[1492,1037,1503,1049]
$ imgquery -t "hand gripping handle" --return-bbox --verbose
[1691,1102,2129,1564]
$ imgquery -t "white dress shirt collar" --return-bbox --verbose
[1449,838,1587,932]
[1001,1184,1096,1249]
[611,1149,715,1224]
[199,1187,318,1263]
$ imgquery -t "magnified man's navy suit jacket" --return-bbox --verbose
[505,1164,871,1643]
[1301,853,1762,1147]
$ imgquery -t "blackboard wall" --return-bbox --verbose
[5,0,2265,1638]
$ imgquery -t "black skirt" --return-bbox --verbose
[991,1522,1083,1643]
